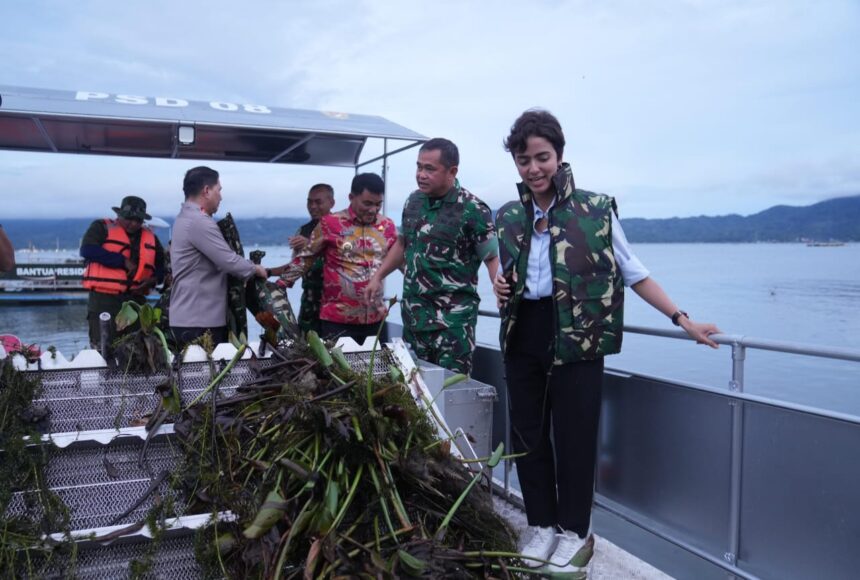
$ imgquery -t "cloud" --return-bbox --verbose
[0,0,858,219]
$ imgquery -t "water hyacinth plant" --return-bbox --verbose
[0,360,73,576]
[177,333,535,578]
[0,292,585,577]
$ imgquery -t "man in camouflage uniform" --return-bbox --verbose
[289,184,335,334]
[365,138,499,374]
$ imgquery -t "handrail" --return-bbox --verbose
[478,308,860,363]
[477,306,859,577]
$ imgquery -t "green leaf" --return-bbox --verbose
[397,549,427,575]
[570,535,594,568]
[242,489,288,539]
[443,373,468,388]
[487,441,504,468]
[331,346,351,374]
[215,532,236,555]
[307,331,333,368]
[163,383,181,414]
[388,365,404,383]
[138,304,155,332]
[115,301,139,332]
[436,442,505,539]
[228,331,242,349]
[325,479,340,519]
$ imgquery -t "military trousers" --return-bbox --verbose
[405,324,475,375]
[297,292,322,334]
[504,297,603,537]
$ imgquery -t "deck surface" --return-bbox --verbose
[493,497,673,579]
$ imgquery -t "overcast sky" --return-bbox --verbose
[1,0,858,221]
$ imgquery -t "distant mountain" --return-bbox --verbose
[620,195,860,243]
[229,217,309,246]
[2,216,308,251]
[4,195,859,248]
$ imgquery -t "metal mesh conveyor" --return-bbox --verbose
[36,534,204,580]
[6,437,185,531]
[3,341,405,578]
[33,361,255,433]
[30,352,392,435]
[342,348,398,376]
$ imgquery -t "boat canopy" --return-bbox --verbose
[0,85,426,167]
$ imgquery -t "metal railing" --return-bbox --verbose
[476,308,860,579]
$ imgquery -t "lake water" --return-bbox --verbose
[3,243,859,415]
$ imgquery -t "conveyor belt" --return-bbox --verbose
[3,342,404,578]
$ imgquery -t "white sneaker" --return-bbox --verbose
[519,525,557,568]
[545,529,594,573]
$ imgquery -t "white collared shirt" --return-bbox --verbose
[523,202,649,299]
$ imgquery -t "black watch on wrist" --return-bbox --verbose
[671,310,689,326]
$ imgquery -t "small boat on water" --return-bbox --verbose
[0,258,88,302]
[0,258,164,304]
[1,217,172,304]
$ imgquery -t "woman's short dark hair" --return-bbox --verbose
[504,109,565,158]
[183,166,220,198]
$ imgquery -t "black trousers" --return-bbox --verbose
[170,326,228,350]
[320,320,382,344]
[504,298,604,536]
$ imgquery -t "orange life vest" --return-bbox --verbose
[82,219,157,294]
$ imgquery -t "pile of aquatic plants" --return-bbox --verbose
[174,331,531,578]
[0,358,73,577]
[112,302,173,374]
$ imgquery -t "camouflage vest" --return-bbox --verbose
[496,163,624,364]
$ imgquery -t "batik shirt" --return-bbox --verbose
[280,207,397,325]
[400,182,498,332]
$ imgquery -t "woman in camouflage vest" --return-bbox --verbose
[493,110,720,574]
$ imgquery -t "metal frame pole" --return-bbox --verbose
[382,138,388,184]
[726,342,746,569]
[504,393,512,498]
[98,312,112,356]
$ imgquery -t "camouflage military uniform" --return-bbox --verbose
[401,182,498,374]
[217,213,249,339]
[296,219,324,334]
[496,163,624,365]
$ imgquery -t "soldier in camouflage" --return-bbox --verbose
[492,110,720,574]
[289,184,335,334]
[365,138,499,375]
